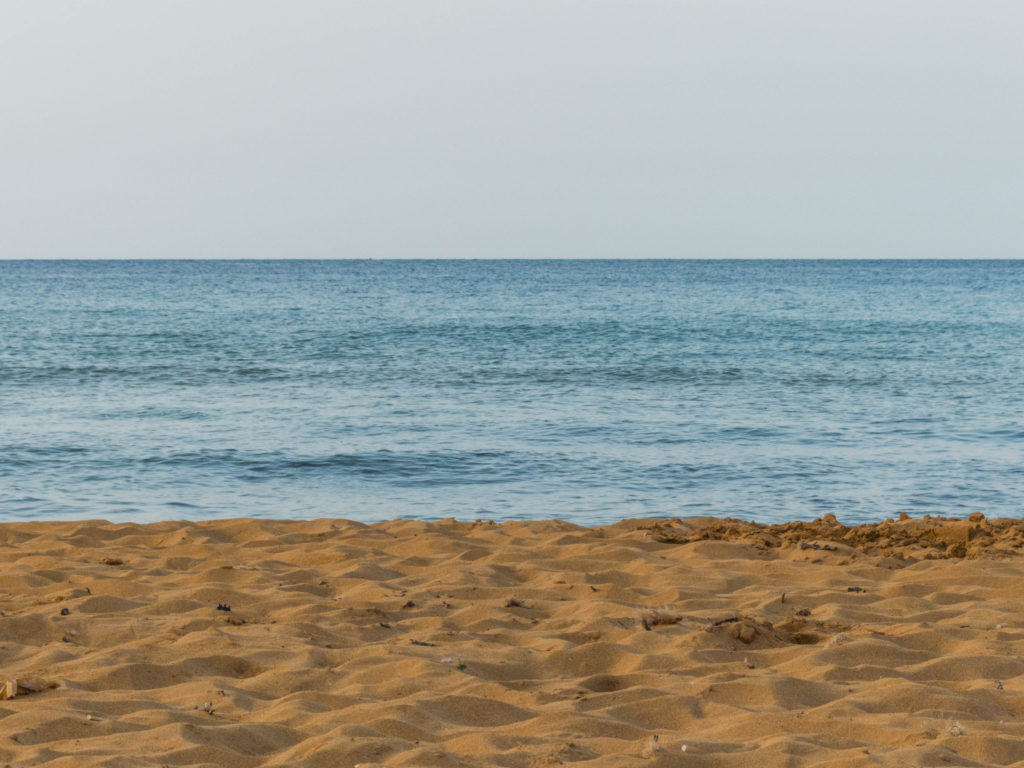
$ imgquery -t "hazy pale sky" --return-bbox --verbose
[2,2,1022,259]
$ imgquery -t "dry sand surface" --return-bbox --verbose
[3,514,1024,767]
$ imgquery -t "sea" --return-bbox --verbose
[1,259,1022,525]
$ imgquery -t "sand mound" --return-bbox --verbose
[1,515,1023,766]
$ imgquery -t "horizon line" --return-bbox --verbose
[2,257,1023,263]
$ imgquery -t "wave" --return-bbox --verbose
[0,364,296,385]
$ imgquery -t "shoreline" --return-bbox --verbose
[2,515,1023,766]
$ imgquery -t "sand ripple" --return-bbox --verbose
[2,514,1024,766]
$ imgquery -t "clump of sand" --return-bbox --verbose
[1,514,1023,766]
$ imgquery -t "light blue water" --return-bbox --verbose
[1,260,1022,524]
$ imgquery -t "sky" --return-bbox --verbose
[2,1,1023,259]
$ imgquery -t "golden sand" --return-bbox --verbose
[2,514,1024,767]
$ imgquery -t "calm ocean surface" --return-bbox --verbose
[1,260,1022,525]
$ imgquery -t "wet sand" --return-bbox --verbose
[2,514,1024,767]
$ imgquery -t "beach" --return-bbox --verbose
[2,514,1023,767]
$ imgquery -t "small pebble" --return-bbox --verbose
[640,734,661,759]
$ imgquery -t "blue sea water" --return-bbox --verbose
[1,259,1022,525]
